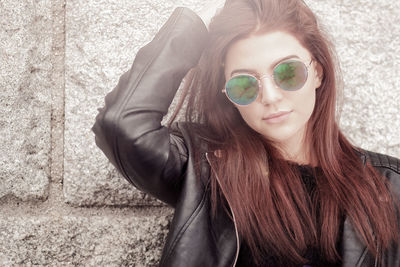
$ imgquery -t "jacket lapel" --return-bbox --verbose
[341,216,375,267]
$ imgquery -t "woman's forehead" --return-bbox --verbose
[224,31,311,76]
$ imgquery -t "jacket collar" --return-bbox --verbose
[341,218,374,267]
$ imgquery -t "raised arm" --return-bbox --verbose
[91,7,208,206]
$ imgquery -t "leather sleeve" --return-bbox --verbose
[91,7,208,206]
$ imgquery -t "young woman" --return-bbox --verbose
[92,0,400,266]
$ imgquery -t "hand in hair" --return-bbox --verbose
[197,0,226,30]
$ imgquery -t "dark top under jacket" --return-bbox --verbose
[236,165,343,267]
[92,6,400,267]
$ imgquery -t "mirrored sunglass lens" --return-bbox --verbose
[274,60,307,91]
[225,75,258,105]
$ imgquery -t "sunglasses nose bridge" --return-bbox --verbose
[258,74,283,104]
[259,73,270,80]
[258,74,274,92]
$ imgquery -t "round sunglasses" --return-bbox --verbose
[222,59,313,106]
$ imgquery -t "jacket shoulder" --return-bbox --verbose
[360,149,400,174]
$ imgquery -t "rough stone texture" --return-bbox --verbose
[305,0,400,158]
[64,0,213,206]
[0,212,172,266]
[0,1,52,201]
[50,0,66,185]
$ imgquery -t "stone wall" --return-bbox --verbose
[1,0,399,265]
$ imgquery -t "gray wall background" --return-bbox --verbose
[1,0,399,266]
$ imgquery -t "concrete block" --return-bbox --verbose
[64,0,211,206]
[306,0,400,158]
[0,0,52,201]
[0,212,173,266]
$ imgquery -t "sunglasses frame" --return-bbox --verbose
[222,59,314,106]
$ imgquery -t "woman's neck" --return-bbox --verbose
[275,132,317,166]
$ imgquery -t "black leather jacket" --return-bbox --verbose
[92,7,400,267]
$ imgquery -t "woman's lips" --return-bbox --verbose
[262,110,292,123]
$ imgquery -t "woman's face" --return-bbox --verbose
[224,31,322,152]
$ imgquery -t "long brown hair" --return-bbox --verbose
[169,0,398,265]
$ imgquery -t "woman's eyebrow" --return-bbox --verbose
[230,54,300,77]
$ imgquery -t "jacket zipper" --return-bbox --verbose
[205,152,240,267]
[373,239,380,267]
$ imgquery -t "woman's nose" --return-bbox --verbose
[259,76,283,105]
